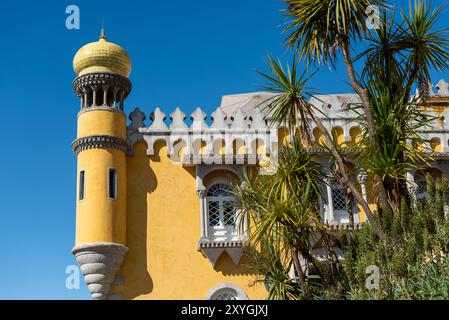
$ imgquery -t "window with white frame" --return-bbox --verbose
[206,182,238,241]
[331,182,349,223]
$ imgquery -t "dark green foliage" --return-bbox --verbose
[345,176,449,299]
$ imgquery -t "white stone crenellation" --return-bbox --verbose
[127,87,449,161]
[127,105,278,165]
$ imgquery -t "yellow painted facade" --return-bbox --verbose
[76,147,127,245]
[71,32,449,300]
[77,109,127,139]
[112,141,265,299]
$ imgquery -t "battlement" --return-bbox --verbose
[127,81,449,163]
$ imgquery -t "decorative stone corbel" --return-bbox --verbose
[72,242,128,300]
[197,240,245,267]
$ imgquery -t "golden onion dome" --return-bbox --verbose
[73,29,131,78]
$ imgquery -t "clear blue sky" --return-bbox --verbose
[0,0,447,299]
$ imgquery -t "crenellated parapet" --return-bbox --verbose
[126,81,449,163]
[127,105,278,165]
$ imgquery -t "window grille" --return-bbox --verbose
[206,182,237,241]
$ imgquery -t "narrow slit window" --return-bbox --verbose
[108,168,117,199]
[79,170,85,201]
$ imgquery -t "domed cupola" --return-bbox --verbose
[72,29,132,110]
[73,29,131,77]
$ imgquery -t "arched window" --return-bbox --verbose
[206,182,237,241]
[205,283,248,300]
[211,288,238,300]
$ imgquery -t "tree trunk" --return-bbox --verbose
[291,247,305,285]
[310,112,388,241]
[341,41,391,215]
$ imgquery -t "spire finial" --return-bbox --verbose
[99,22,106,41]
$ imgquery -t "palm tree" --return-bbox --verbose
[234,140,336,297]
[283,0,382,149]
[283,0,449,220]
[282,0,394,227]
[257,55,387,240]
[353,1,449,213]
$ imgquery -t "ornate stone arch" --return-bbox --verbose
[195,165,247,267]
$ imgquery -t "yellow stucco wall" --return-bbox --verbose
[77,108,127,139]
[114,141,266,299]
[76,148,127,245]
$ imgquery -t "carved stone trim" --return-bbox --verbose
[72,135,129,155]
[317,222,363,231]
[198,239,245,249]
[197,239,245,267]
[73,73,132,98]
[182,154,262,166]
[196,189,206,199]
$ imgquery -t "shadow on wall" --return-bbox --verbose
[213,251,258,276]
[119,140,156,299]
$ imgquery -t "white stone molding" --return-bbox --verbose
[205,283,248,300]
[137,106,277,165]
[72,242,128,300]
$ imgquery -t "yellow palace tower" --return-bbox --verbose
[71,29,131,300]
